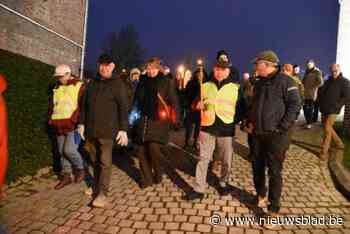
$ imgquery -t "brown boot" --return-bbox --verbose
[74,169,85,183]
[54,174,72,190]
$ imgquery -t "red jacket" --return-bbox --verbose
[48,78,85,135]
[0,74,8,189]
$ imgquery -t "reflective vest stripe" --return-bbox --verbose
[201,82,239,126]
[51,82,82,120]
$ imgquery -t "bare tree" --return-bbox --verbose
[103,25,144,70]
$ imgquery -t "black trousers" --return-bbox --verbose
[313,100,320,123]
[137,141,163,186]
[251,132,289,213]
[303,99,315,125]
[184,111,200,146]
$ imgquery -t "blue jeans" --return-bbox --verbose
[57,131,84,174]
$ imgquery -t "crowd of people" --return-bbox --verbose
[1,48,349,229]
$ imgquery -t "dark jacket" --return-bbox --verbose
[133,73,180,144]
[248,71,300,134]
[184,78,200,109]
[79,76,129,139]
[201,75,246,137]
[318,74,350,115]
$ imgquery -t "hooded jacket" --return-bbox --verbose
[0,74,8,189]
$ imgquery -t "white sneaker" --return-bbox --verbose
[85,187,93,196]
[92,194,107,208]
[305,124,312,129]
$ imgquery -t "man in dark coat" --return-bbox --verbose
[318,64,350,160]
[244,51,300,227]
[78,54,129,208]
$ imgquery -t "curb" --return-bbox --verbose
[328,149,350,201]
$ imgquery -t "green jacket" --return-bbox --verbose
[302,68,322,100]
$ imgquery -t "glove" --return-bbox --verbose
[77,124,85,140]
[116,131,128,146]
[243,122,254,134]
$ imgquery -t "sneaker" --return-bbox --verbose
[217,186,231,196]
[92,194,107,208]
[54,174,72,190]
[257,195,268,208]
[181,190,204,201]
[305,124,312,129]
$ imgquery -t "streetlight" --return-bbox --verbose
[178,65,185,74]
[177,65,185,90]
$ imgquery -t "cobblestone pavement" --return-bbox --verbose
[1,129,350,234]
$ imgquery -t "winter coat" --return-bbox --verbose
[133,73,180,145]
[79,76,129,139]
[248,71,301,134]
[318,74,350,115]
[303,68,322,100]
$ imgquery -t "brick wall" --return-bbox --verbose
[337,0,350,133]
[0,0,86,75]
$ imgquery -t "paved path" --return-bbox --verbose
[1,128,350,234]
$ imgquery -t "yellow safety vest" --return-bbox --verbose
[201,82,239,126]
[51,82,82,120]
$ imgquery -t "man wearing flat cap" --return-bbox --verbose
[78,54,129,208]
[243,50,300,223]
[183,53,244,200]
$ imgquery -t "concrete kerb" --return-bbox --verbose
[328,148,350,201]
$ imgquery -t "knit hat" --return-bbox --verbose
[130,68,141,76]
[252,50,280,64]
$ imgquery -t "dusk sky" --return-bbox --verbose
[85,0,339,74]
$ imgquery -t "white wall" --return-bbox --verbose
[337,0,350,78]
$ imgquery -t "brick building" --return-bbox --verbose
[0,0,88,75]
[337,0,350,133]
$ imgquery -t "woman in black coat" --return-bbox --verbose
[133,57,180,188]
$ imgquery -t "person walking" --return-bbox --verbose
[302,59,322,129]
[133,57,180,188]
[48,65,85,190]
[183,52,242,200]
[78,54,129,208]
[318,64,350,160]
